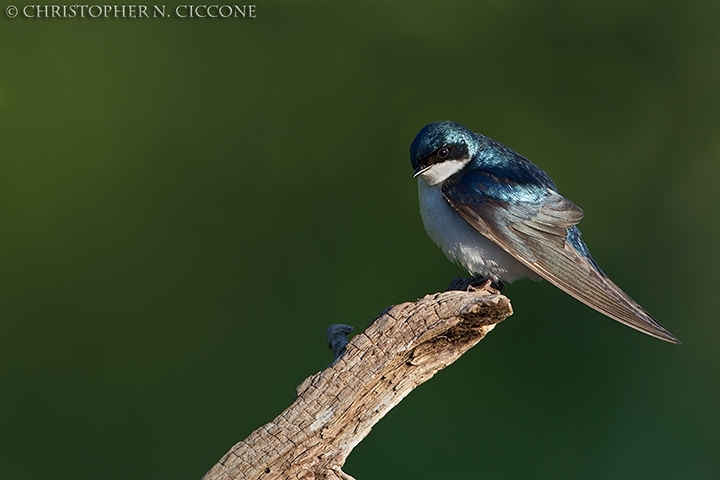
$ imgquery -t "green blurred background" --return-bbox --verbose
[1,1,719,478]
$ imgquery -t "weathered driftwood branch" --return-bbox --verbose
[203,285,513,480]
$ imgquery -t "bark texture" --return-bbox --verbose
[203,287,513,480]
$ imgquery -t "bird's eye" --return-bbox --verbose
[437,147,450,159]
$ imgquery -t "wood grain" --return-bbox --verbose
[203,288,512,480]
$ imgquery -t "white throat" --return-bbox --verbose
[417,159,470,185]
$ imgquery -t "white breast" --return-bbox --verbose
[418,178,539,282]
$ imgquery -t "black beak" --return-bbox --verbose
[412,164,431,178]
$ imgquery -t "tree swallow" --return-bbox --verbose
[411,121,679,344]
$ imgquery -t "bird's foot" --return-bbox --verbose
[448,276,505,294]
[470,278,505,294]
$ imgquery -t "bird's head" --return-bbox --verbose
[410,121,477,185]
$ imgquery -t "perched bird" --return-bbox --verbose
[411,121,679,344]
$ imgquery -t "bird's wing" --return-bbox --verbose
[442,173,680,344]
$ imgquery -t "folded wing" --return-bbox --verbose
[443,174,680,344]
